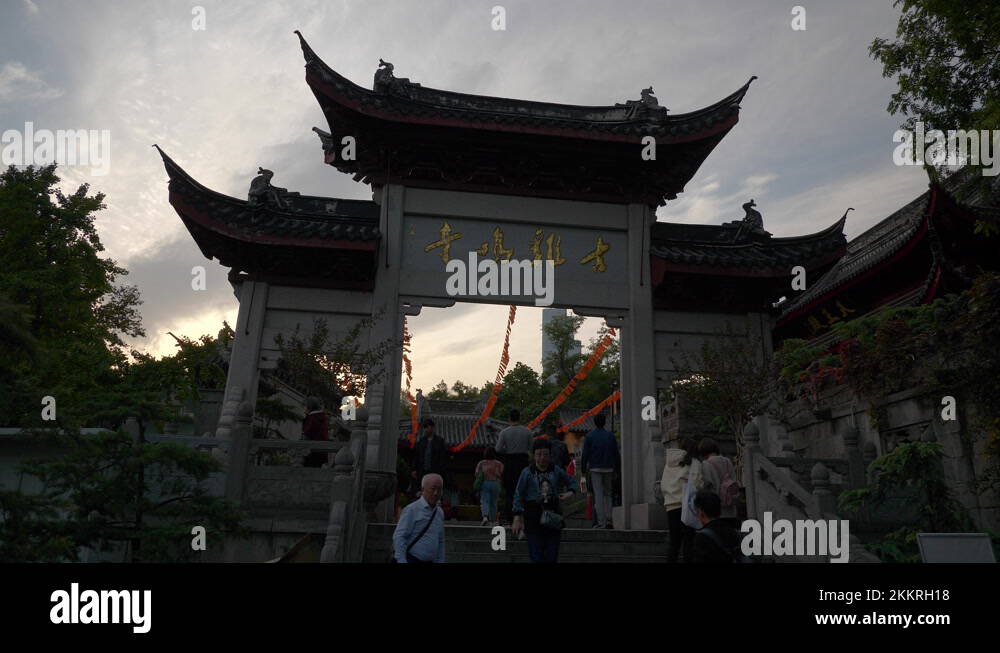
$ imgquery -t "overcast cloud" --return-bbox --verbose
[0,0,928,391]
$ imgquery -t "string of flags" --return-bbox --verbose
[527,327,617,429]
[450,305,517,453]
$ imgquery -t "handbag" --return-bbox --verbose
[540,509,564,530]
[680,466,702,530]
[473,470,484,492]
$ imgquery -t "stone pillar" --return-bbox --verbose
[223,402,253,562]
[618,202,659,530]
[367,184,405,522]
[218,279,269,437]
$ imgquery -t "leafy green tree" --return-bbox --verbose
[428,380,450,400]
[668,326,773,466]
[840,442,974,562]
[272,316,393,414]
[495,362,549,421]
[871,0,1000,133]
[542,314,585,386]
[0,164,144,426]
[870,0,1000,231]
[8,428,246,562]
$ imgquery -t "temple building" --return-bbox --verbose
[158,31,970,561]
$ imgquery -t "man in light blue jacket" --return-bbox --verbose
[393,473,445,563]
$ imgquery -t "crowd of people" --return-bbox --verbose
[660,436,743,563]
[393,409,622,563]
[391,411,745,564]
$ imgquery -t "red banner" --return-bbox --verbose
[527,328,617,429]
[451,305,517,453]
[403,318,419,446]
[558,391,621,434]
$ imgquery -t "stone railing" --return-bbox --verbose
[743,420,880,563]
[320,411,371,563]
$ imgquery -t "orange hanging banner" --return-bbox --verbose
[451,305,517,453]
[528,328,617,429]
[403,318,420,446]
[558,391,621,434]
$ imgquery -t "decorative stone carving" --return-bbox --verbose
[215,385,245,439]
[617,86,668,114]
[722,199,772,240]
[373,58,421,96]
[248,168,300,210]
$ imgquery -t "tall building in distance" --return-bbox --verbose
[541,308,581,383]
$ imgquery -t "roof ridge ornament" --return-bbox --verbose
[616,85,668,115]
[248,167,300,211]
[373,58,421,96]
[722,198,771,241]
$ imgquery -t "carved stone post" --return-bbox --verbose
[742,420,761,522]
[843,427,865,490]
[320,444,356,563]
[811,462,837,518]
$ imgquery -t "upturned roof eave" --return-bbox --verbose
[296,30,754,143]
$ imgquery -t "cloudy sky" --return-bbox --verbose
[0,0,929,393]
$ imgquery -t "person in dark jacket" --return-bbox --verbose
[543,422,570,470]
[302,396,330,468]
[412,418,448,492]
[512,438,580,563]
[580,413,620,529]
[691,490,743,564]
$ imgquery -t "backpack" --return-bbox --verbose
[707,456,740,508]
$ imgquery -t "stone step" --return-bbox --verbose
[366,523,668,544]
[364,522,671,562]
[364,539,668,557]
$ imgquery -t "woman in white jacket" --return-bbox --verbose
[660,438,698,563]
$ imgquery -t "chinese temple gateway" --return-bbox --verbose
[159,32,919,557]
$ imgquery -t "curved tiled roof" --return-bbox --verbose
[650,213,848,276]
[296,31,754,144]
[779,192,930,319]
[399,414,509,449]
[156,146,381,247]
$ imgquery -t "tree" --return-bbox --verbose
[541,314,585,386]
[494,362,549,421]
[871,1,1000,133]
[428,380,450,400]
[4,328,249,562]
[870,0,1000,231]
[839,442,975,562]
[0,164,144,427]
[7,428,246,562]
[272,316,393,414]
[668,326,773,467]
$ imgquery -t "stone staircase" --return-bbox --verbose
[363,522,670,563]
